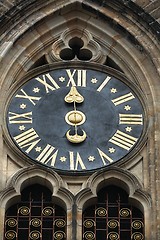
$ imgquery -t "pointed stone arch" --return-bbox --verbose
[1,165,73,209]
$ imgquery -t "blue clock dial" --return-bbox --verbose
[6,64,144,172]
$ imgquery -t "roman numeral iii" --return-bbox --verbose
[109,130,138,150]
[119,114,143,125]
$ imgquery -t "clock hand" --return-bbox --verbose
[64,86,87,143]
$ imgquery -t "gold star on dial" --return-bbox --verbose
[35,147,42,152]
[91,78,98,84]
[60,156,67,162]
[108,147,116,153]
[20,104,27,109]
[88,156,95,161]
[19,125,26,131]
[125,126,132,132]
[110,88,117,93]
[124,105,131,111]
[59,76,65,82]
[33,87,40,93]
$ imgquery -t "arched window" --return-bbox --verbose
[83,185,144,240]
[4,184,66,240]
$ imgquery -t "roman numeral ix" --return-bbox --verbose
[9,111,32,124]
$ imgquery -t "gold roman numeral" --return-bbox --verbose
[97,76,111,92]
[109,130,137,150]
[69,151,86,170]
[119,114,143,125]
[14,128,40,153]
[36,144,58,166]
[15,89,41,105]
[35,73,60,93]
[66,69,87,87]
[112,92,135,106]
[8,111,32,124]
[97,148,113,165]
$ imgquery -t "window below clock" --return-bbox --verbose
[4,184,67,240]
[83,185,144,240]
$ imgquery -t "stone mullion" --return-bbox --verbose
[155,106,160,239]
[147,115,158,239]
[0,127,8,191]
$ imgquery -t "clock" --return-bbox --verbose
[5,63,145,173]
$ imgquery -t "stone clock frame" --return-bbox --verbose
[4,62,147,174]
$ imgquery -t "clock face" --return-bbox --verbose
[6,63,144,172]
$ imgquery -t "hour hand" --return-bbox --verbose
[64,86,84,103]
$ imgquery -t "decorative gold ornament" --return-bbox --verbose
[65,86,87,144]
[83,219,95,228]
[66,129,87,143]
[29,231,41,239]
[42,207,54,216]
[132,220,144,229]
[5,230,17,239]
[96,207,107,217]
[83,231,95,239]
[30,218,42,227]
[54,219,66,228]
[65,110,86,126]
[64,86,84,103]
[108,220,119,228]
[18,206,30,215]
[119,208,131,217]
[108,232,119,240]
[5,218,17,227]
[131,232,144,240]
[54,231,66,239]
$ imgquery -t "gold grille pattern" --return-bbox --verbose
[108,220,119,228]
[29,231,41,239]
[18,206,30,215]
[108,232,119,240]
[4,184,66,240]
[83,186,144,240]
[83,231,95,239]
[131,232,144,239]
[96,207,107,216]
[53,231,66,239]
[5,231,17,240]
[119,208,131,217]
[30,218,42,227]
[42,207,54,216]
[5,219,17,227]
[83,219,95,228]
